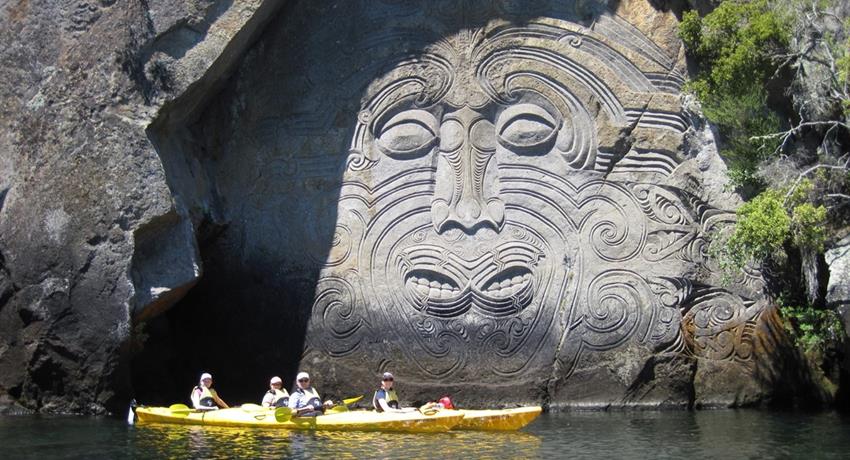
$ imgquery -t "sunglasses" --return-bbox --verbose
[383,378,394,381]
[298,378,310,382]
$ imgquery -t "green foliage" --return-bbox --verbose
[701,84,781,189]
[680,0,790,98]
[791,203,828,251]
[779,303,843,353]
[679,0,790,190]
[723,180,827,267]
[787,178,828,251]
[727,189,790,264]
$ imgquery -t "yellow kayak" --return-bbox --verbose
[452,406,542,431]
[134,406,464,433]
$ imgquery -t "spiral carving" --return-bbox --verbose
[581,270,651,350]
[633,185,690,226]
[323,224,353,267]
[346,149,378,171]
[310,276,368,357]
[682,290,759,361]
[583,203,644,262]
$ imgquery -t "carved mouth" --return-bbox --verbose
[405,270,462,301]
[402,266,535,318]
[480,267,533,298]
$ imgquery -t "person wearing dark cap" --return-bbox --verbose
[373,371,412,413]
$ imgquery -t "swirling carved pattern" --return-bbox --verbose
[643,230,697,262]
[581,270,652,350]
[294,3,768,388]
[682,289,760,361]
[580,193,645,263]
[632,185,691,226]
[647,277,691,347]
[346,149,378,171]
[322,225,353,267]
[310,276,370,357]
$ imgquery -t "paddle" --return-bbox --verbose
[325,395,366,414]
[274,406,293,422]
[342,395,364,405]
[169,403,193,417]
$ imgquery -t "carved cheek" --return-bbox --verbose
[439,119,463,152]
[469,119,496,152]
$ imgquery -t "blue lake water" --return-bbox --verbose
[2,410,850,459]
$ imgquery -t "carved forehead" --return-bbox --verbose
[355,20,660,123]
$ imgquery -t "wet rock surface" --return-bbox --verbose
[0,0,824,414]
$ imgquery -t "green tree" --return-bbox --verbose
[679,0,790,192]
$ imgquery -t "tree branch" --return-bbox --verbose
[784,164,850,205]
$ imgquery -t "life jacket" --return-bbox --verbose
[266,388,290,408]
[295,387,323,412]
[372,388,399,412]
[192,385,218,408]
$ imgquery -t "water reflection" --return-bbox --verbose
[3,411,850,459]
[131,423,540,459]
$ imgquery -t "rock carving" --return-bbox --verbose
[296,2,767,393]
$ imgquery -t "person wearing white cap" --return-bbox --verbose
[261,376,290,408]
[190,372,229,410]
[372,371,413,413]
[288,371,334,416]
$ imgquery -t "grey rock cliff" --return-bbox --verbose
[0,0,816,414]
[0,0,282,414]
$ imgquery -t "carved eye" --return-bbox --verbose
[376,110,439,158]
[496,104,560,154]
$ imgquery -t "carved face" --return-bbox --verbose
[304,22,759,385]
[310,31,606,377]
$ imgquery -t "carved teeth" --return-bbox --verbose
[484,272,531,297]
[406,274,460,300]
[407,270,531,302]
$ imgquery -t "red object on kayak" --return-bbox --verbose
[439,397,454,409]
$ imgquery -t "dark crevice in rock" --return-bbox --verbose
[0,250,17,312]
[129,1,302,406]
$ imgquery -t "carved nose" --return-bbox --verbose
[431,107,505,234]
[432,196,504,233]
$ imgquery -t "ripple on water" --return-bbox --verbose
[2,411,850,459]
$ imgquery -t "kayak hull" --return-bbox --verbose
[135,406,463,433]
[452,406,542,431]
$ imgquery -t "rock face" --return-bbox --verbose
[826,235,850,310]
[0,0,812,414]
[0,0,282,414]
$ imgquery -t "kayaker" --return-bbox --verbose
[262,376,290,408]
[420,396,454,414]
[288,372,333,416]
[372,371,407,413]
[190,372,229,410]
